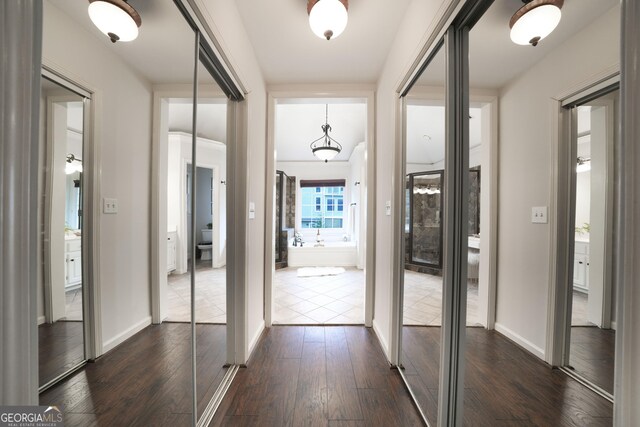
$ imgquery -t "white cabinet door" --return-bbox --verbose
[167,233,177,273]
[573,254,588,292]
[66,251,82,288]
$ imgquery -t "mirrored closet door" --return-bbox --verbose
[193,53,230,420]
[399,44,447,426]
[564,88,618,398]
[38,75,89,390]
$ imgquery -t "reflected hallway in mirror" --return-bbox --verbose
[567,89,619,396]
[38,75,87,389]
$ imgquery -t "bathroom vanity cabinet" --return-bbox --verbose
[573,240,590,293]
[65,237,82,290]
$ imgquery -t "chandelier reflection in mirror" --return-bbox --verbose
[310,104,343,163]
[66,154,83,175]
[413,183,441,195]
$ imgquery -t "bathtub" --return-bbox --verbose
[288,241,358,267]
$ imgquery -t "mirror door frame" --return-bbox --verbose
[547,73,620,402]
[39,66,99,392]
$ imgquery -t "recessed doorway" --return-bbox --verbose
[266,96,374,326]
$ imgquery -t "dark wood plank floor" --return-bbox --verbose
[39,321,85,386]
[402,327,613,426]
[211,326,424,426]
[569,326,615,394]
[40,323,227,426]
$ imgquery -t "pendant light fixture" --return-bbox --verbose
[509,0,563,47]
[307,0,349,41]
[576,156,591,173]
[65,154,83,175]
[88,0,142,43]
[310,105,343,163]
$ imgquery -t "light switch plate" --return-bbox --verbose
[385,201,391,216]
[531,206,547,224]
[103,198,118,214]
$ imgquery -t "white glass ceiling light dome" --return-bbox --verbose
[509,0,563,47]
[308,0,349,40]
[88,0,141,43]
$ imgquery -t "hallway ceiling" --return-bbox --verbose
[417,0,619,89]
[234,0,413,84]
[50,0,618,89]
[47,0,199,84]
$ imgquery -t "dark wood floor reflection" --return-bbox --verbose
[402,327,613,426]
[39,321,85,386]
[211,326,423,426]
[40,323,226,426]
[570,326,615,394]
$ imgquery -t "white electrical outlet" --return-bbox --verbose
[103,198,118,214]
[531,206,547,224]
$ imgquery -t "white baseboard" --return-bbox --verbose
[372,319,391,361]
[37,316,46,325]
[611,321,617,331]
[102,316,152,354]
[248,320,266,360]
[494,322,545,361]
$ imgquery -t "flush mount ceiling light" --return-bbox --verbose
[307,0,348,40]
[509,0,563,47]
[88,0,141,43]
[310,105,343,162]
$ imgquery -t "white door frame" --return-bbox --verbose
[264,87,376,327]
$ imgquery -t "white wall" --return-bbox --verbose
[195,0,268,361]
[495,6,620,357]
[373,0,457,358]
[43,0,154,352]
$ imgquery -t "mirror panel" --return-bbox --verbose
[194,58,229,419]
[568,90,618,395]
[400,45,446,426]
[462,0,619,423]
[38,76,86,388]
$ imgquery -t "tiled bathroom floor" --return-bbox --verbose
[167,264,227,323]
[273,267,365,324]
[274,268,484,326]
[403,270,483,326]
[64,268,594,327]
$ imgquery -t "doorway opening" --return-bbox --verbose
[269,98,370,325]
